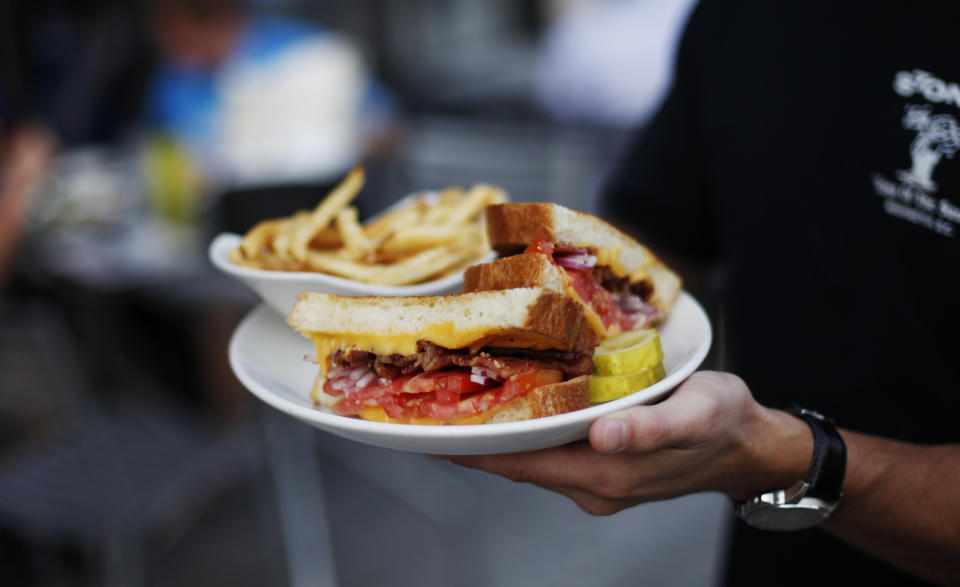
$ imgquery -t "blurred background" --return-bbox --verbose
[0,1,729,586]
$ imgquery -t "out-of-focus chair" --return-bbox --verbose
[0,299,264,587]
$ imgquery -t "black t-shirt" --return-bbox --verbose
[599,1,959,585]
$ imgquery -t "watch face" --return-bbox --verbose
[745,504,831,532]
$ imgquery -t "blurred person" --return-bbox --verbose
[443,1,960,585]
[2,0,152,146]
[0,123,57,295]
[144,0,396,229]
[534,0,698,128]
[0,0,149,288]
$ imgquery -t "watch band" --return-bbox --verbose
[734,406,847,530]
[789,407,847,503]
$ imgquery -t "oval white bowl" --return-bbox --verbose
[209,232,497,317]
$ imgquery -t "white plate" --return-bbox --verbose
[228,291,712,455]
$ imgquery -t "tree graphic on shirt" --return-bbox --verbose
[897,105,960,192]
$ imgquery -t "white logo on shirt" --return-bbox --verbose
[897,105,960,192]
[893,70,960,110]
[870,70,960,238]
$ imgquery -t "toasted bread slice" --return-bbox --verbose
[486,202,649,261]
[288,287,587,372]
[464,253,611,333]
[481,202,682,324]
[463,252,564,292]
[484,375,590,423]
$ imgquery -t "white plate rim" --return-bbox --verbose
[228,291,712,448]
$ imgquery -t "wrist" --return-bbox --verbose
[736,407,848,531]
[731,406,813,501]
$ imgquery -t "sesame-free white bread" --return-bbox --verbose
[287,287,584,350]
[289,288,594,424]
[484,202,681,316]
[484,375,590,422]
[462,253,565,293]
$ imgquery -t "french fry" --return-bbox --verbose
[336,207,376,262]
[239,219,283,259]
[370,248,465,285]
[272,212,310,262]
[290,166,365,261]
[364,204,424,242]
[379,224,464,255]
[422,187,464,224]
[310,224,343,249]
[303,250,379,281]
[445,184,508,227]
[229,166,508,285]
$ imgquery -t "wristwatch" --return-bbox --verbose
[735,407,847,531]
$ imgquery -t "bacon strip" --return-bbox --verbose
[331,341,592,381]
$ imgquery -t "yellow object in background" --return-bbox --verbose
[590,329,665,404]
[141,134,204,224]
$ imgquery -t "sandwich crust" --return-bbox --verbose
[484,375,590,423]
[486,202,642,261]
[482,202,682,318]
[462,253,565,293]
[287,287,586,353]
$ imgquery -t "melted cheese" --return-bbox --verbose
[594,246,629,277]
[358,404,511,425]
[628,267,651,285]
[595,245,652,284]
[560,245,645,337]
[561,281,611,337]
[307,322,493,373]
[307,323,567,374]
[556,247,619,337]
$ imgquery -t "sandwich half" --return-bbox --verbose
[463,202,682,338]
[287,288,594,424]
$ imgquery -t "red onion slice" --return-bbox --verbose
[355,371,377,389]
[327,365,354,379]
[555,253,597,270]
[470,366,502,385]
[327,365,380,395]
[618,293,646,312]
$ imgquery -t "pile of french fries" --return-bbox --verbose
[229,166,508,286]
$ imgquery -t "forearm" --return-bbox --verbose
[447,373,960,583]
[824,432,960,585]
[745,407,960,584]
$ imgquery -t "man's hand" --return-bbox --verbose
[443,371,812,515]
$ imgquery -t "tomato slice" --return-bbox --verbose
[502,369,563,400]
[522,239,636,331]
[564,267,624,329]
[326,375,412,416]
[329,368,565,420]
[418,369,564,420]
[402,369,489,405]
[524,239,555,257]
